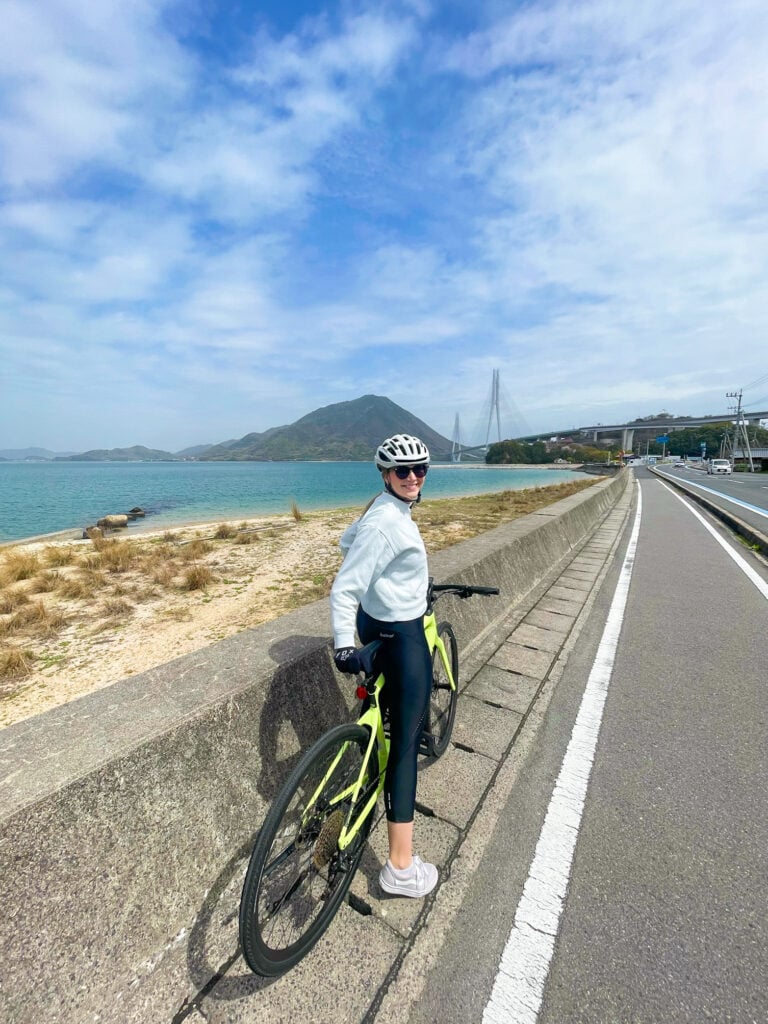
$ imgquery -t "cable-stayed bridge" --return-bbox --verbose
[443,369,530,462]
[430,370,768,461]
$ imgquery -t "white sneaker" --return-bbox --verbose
[379,855,438,898]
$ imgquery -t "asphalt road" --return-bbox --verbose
[407,467,768,1024]
[653,464,768,539]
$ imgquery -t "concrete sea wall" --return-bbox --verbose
[0,470,629,1023]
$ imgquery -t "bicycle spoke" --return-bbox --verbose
[241,723,377,969]
[426,623,458,757]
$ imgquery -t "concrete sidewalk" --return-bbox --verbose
[173,484,635,1024]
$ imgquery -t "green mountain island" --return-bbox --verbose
[199,395,452,461]
[55,445,184,463]
[55,396,453,462]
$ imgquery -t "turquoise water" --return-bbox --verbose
[0,461,584,543]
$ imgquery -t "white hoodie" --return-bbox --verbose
[330,491,428,648]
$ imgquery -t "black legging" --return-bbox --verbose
[356,606,432,823]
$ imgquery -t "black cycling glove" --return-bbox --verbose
[333,646,362,674]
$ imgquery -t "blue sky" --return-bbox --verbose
[2,0,767,452]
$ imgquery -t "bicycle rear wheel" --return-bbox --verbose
[424,621,458,758]
[239,722,378,977]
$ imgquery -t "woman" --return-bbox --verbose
[330,433,437,898]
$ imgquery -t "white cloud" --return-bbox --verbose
[415,0,768,428]
[147,11,417,218]
[0,0,187,188]
[1,0,767,449]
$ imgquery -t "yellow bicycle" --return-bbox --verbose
[239,579,498,977]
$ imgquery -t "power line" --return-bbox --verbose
[743,371,768,391]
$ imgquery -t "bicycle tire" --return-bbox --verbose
[239,722,378,977]
[425,621,458,758]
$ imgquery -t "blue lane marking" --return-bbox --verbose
[655,471,768,519]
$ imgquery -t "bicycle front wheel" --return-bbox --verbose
[239,723,378,977]
[425,621,459,758]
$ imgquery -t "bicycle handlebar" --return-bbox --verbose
[429,581,500,600]
[353,582,499,682]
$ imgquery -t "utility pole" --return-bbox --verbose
[720,418,731,459]
[725,390,755,472]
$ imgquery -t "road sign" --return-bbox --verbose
[656,435,669,443]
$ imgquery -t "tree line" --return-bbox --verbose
[485,440,595,464]
[639,422,768,457]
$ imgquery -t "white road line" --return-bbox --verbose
[659,482,768,601]
[654,471,768,519]
[482,481,642,1024]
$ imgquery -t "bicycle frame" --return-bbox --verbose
[239,579,498,979]
[303,610,457,853]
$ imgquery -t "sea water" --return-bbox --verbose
[0,460,585,543]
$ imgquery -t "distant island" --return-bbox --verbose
[6,396,453,464]
[0,447,78,461]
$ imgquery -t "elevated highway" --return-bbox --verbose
[516,410,768,452]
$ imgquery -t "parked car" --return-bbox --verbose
[707,459,732,475]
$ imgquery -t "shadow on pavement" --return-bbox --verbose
[179,635,355,1012]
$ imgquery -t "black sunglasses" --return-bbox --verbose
[392,464,428,480]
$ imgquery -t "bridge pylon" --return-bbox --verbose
[485,368,502,449]
[451,413,463,463]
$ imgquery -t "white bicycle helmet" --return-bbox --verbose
[375,434,430,470]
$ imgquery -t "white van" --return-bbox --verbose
[707,459,732,475]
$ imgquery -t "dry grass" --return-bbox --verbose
[29,570,61,594]
[0,475,602,724]
[79,566,107,589]
[290,501,304,522]
[416,478,595,547]
[0,551,41,584]
[0,646,34,680]
[140,543,180,581]
[160,605,194,622]
[7,600,68,638]
[100,597,134,617]
[0,589,30,615]
[96,541,139,574]
[148,563,178,587]
[182,564,215,591]
[179,539,214,562]
[58,576,95,600]
[43,545,76,567]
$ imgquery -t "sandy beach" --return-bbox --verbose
[0,478,598,729]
